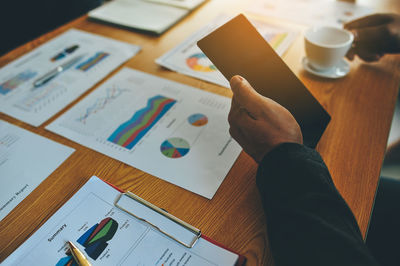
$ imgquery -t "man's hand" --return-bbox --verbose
[228,75,303,163]
[344,13,400,62]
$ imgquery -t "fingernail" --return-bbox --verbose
[230,75,244,88]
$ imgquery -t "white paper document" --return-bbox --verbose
[3,176,239,265]
[248,0,373,27]
[46,68,241,199]
[89,0,189,34]
[0,29,140,126]
[144,0,206,10]
[0,120,74,222]
[156,15,298,87]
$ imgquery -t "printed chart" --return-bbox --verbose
[160,137,191,158]
[156,14,298,88]
[47,68,241,199]
[3,177,239,265]
[0,29,140,126]
[248,0,372,27]
[57,217,118,265]
[108,95,176,150]
[0,70,37,95]
[76,52,109,72]
[77,87,128,124]
[186,53,216,72]
[188,113,208,127]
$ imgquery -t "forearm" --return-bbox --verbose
[257,143,378,266]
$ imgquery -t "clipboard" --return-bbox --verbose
[103,179,247,266]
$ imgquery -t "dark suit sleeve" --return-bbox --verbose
[257,143,379,266]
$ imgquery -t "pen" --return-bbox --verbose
[67,241,92,266]
[51,44,79,61]
[32,54,85,89]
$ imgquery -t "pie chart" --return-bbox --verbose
[160,137,190,158]
[186,53,217,72]
[188,113,208,127]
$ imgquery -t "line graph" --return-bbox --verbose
[76,87,128,124]
[14,83,67,113]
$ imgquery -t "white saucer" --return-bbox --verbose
[302,57,350,79]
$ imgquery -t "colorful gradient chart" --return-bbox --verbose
[186,53,217,72]
[188,113,208,127]
[56,217,118,265]
[0,70,37,95]
[76,52,109,72]
[108,95,176,150]
[160,137,190,158]
[264,32,288,50]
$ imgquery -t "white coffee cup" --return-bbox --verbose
[304,26,354,71]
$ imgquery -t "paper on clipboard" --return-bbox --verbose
[3,176,243,266]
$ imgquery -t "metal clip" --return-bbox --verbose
[114,191,201,248]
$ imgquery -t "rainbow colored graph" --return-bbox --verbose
[186,53,217,72]
[108,95,176,149]
[264,32,288,50]
[56,217,118,265]
[0,70,37,95]
[76,52,109,72]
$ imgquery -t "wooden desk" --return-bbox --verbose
[1,0,400,264]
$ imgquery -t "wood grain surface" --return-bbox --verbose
[1,0,400,265]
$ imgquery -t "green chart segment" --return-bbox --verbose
[55,217,118,265]
[160,137,190,158]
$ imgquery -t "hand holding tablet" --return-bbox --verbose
[197,14,331,148]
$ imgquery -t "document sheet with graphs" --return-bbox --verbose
[46,68,242,199]
[0,29,140,126]
[3,176,239,265]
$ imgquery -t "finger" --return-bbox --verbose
[352,25,392,54]
[357,49,383,62]
[344,14,393,30]
[228,98,240,126]
[354,24,390,43]
[346,48,355,60]
[230,75,263,118]
[230,96,240,113]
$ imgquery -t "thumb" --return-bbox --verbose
[230,75,263,116]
